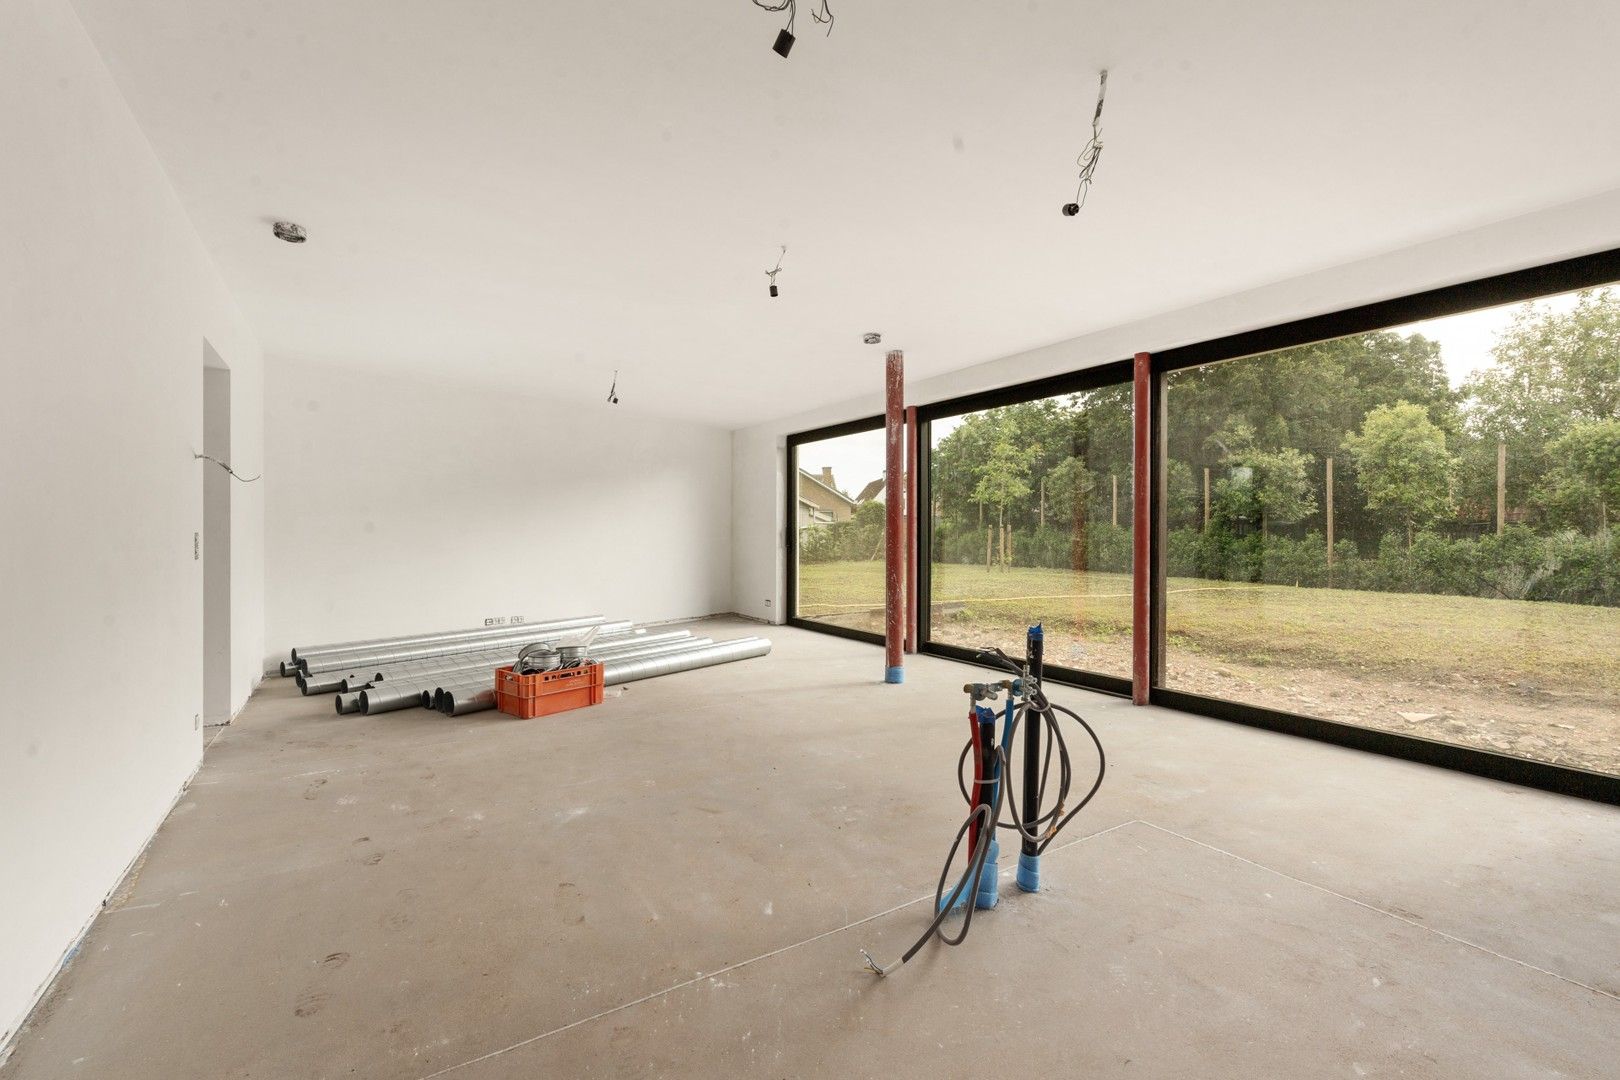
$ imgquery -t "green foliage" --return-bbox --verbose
[1041,456,1094,527]
[1219,445,1319,535]
[1162,524,1619,605]
[1461,288,1620,513]
[1342,401,1454,542]
[1164,459,1198,530]
[798,500,886,564]
[973,438,1037,517]
[915,291,1620,609]
[1543,419,1620,531]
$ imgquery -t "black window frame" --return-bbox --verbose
[784,415,887,645]
[779,246,1620,805]
[915,359,1136,697]
[1149,246,1620,806]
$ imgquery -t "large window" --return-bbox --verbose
[787,421,887,637]
[1159,286,1620,778]
[783,251,1620,801]
[922,369,1134,686]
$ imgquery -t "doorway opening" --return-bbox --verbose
[202,344,232,727]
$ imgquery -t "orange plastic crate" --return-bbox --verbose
[494,662,604,719]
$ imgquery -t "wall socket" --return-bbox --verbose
[193,532,200,561]
[194,713,200,730]
[484,616,508,626]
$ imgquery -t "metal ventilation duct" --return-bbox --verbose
[301,620,631,676]
[289,614,607,664]
[603,637,772,686]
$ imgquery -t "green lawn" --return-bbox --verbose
[797,560,1620,695]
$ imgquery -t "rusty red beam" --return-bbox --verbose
[1131,351,1151,704]
[884,350,905,683]
[905,404,919,654]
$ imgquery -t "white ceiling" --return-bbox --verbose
[73,0,1620,427]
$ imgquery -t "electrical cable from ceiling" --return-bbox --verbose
[193,451,260,483]
[1062,69,1108,217]
[606,369,620,405]
[766,245,787,297]
[753,0,833,58]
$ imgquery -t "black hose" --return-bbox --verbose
[863,666,1105,976]
[864,748,1007,976]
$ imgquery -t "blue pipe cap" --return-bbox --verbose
[885,666,904,684]
[1016,851,1041,893]
[937,882,971,914]
[975,839,1000,910]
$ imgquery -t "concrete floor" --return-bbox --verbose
[4,617,1618,1079]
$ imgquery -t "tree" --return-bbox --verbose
[1228,447,1318,539]
[1342,402,1455,548]
[973,438,1037,567]
[1462,288,1620,519]
[1164,459,1198,531]
[1041,456,1094,528]
[1543,419,1620,532]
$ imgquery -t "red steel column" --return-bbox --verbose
[1131,351,1152,705]
[884,350,905,683]
[904,405,919,653]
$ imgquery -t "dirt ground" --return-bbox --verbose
[814,607,1620,777]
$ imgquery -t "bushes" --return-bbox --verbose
[799,503,885,564]
[1162,524,1619,606]
[931,522,1133,573]
[854,512,1617,607]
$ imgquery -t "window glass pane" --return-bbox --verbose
[1162,286,1620,777]
[792,429,886,633]
[928,386,1133,677]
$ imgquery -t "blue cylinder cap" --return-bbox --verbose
[1016,851,1041,893]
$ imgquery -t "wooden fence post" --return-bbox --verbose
[1497,440,1507,535]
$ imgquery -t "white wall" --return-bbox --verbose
[732,188,1620,622]
[264,358,732,660]
[0,0,265,1048]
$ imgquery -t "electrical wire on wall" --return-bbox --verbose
[193,451,260,483]
[1062,69,1109,217]
[753,0,833,58]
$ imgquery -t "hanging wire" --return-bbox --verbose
[765,245,787,293]
[1070,69,1109,211]
[193,452,260,483]
[808,0,834,35]
[752,0,795,35]
[751,0,833,37]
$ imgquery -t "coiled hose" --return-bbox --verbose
[862,649,1106,976]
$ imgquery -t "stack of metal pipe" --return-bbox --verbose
[279,615,770,719]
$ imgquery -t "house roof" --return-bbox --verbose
[855,478,885,503]
[797,469,856,509]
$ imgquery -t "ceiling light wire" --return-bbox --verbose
[753,0,795,35]
[1064,69,1108,216]
[766,245,787,297]
[752,0,832,53]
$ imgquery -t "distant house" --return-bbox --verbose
[854,477,885,505]
[797,468,857,530]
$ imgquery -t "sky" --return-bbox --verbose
[1404,288,1579,389]
[794,288,1588,497]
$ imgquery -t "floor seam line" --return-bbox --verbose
[1133,819,1620,1004]
[414,818,1141,1078]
